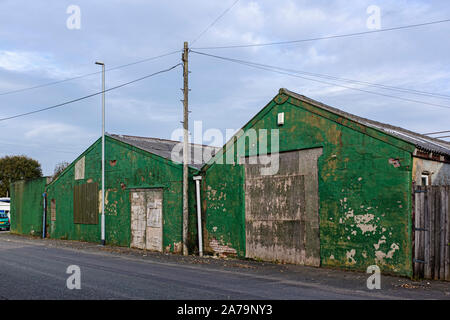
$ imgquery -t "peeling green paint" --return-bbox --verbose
[9,91,417,276]
[202,92,413,276]
[43,136,199,252]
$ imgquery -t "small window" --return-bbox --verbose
[277,112,285,126]
[421,174,429,186]
[51,199,56,221]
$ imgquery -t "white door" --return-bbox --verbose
[130,189,163,252]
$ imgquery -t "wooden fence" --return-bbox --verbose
[413,185,450,281]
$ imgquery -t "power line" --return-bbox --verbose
[435,135,450,139]
[423,130,450,135]
[0,50,181,97]
[0,140,80,154]
[0,63,182,122]
[191,50,450,110]
[192,18,450,50]
[191,0,240,46]
[192,51,450,101]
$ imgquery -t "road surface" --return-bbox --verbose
[0,232,449,300]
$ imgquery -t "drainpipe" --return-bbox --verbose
[42,192,47,239]
[193,176,203,256]
[95,61,106,246]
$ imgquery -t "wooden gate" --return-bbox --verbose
[413,185,450,280]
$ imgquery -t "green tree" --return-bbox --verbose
[0,155,43,197]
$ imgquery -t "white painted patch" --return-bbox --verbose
[354,213,377,234]
[375,242,399,264]
[374,236,386,250]
[346,249,356,264]
[74,156,85,180]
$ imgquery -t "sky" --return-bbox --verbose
[0,0,449,175]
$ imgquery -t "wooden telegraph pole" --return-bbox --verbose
[182,42,189,256]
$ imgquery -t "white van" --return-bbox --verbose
[0,197,10,220]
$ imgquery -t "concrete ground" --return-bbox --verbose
[0,231,449,300]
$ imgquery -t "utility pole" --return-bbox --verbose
[95,61,106,246]
[182,42,189,256]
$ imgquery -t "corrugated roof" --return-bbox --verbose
[108,133,220,169]
[282,88,450,157]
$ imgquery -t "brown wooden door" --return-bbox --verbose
[413,185,450,281]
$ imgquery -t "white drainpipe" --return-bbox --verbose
[193,176,203,256]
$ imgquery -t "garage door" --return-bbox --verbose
[244,148,322,266]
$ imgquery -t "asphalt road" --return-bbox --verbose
[0,232,449,300]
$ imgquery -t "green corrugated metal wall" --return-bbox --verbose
[45,136,199,252]
[9,91,419,277]
[201,91,415,276]
[10,177,48,236]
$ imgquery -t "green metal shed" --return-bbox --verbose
[200,88,450,277]
[44,133,218,253]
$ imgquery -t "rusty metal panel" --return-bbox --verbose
[130,189,163,252]
[245,174,305,221]
[244,148,322,266]
[73,183,98,224]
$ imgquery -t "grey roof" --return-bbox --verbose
[108,133,220,169]
[282,88,450,157]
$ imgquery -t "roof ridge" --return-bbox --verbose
[280,88,450,156]
[107,133,220,149]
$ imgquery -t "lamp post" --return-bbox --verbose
[95,61,106,246]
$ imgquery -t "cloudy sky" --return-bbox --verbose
[1,0,449,175]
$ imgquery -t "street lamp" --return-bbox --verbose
[95,61,106,246]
